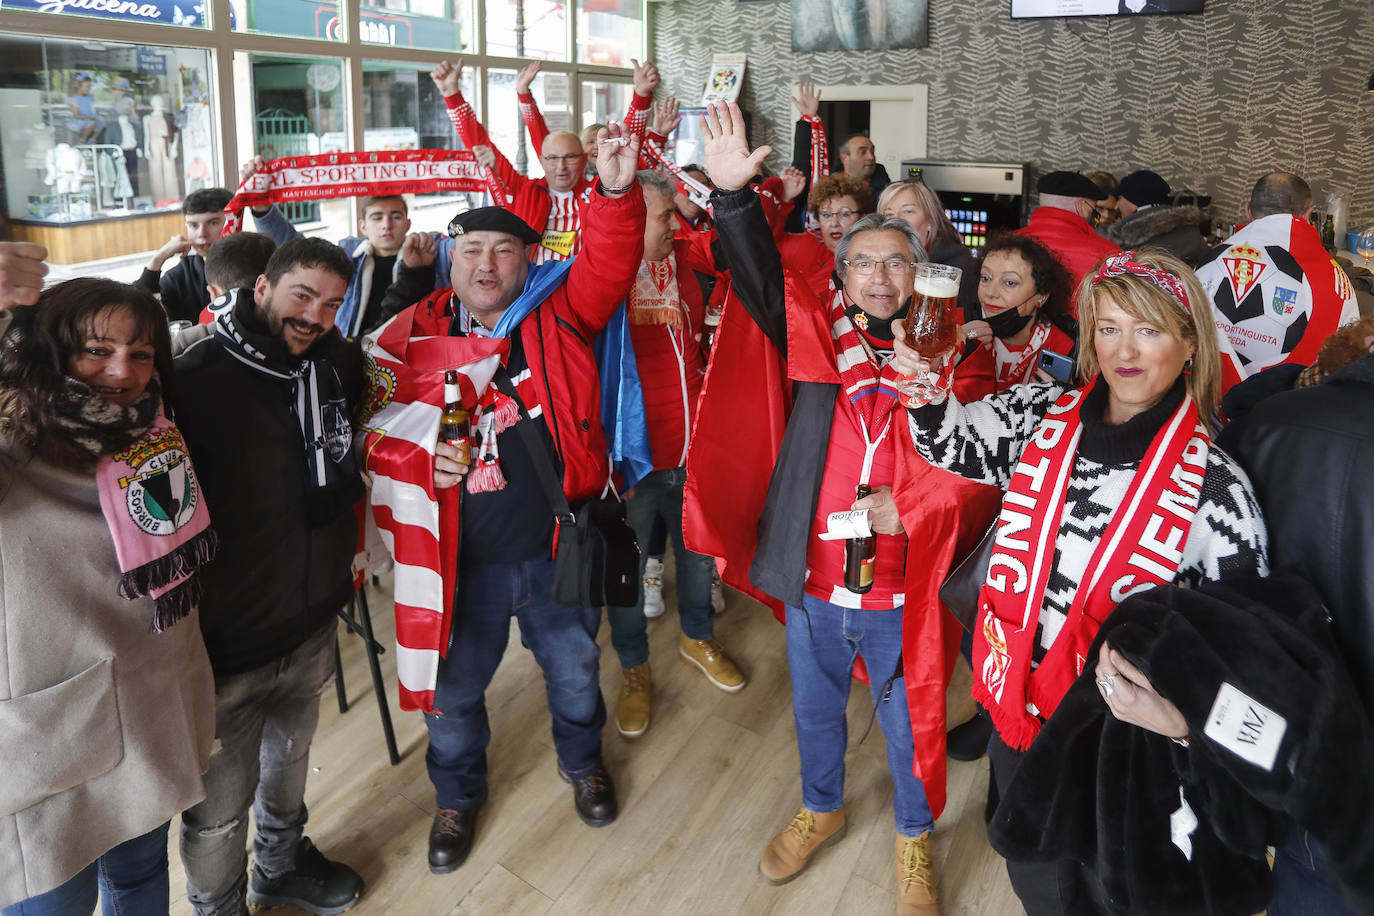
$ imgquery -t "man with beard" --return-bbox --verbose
[173,237,367,916]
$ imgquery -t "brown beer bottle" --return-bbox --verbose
[844,483,876,593]
[439,370,471,466]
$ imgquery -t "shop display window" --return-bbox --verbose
[576,0,640,67]
[0,35,218,224]
[486,0,567,62]
[579,79,631,131]
[359,0,471,52]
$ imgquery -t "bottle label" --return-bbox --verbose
[859,554,875,588]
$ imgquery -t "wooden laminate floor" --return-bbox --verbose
[167,562,1021,916]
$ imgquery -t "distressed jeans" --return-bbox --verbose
[1,822,169,916]
[606,466,716,670]
[180,621,337,916]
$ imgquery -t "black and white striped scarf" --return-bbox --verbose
[213,290,356,492]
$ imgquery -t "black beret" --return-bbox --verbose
[1036,170,1108,201]
[446,207,543,245]
[1113,170,1172,207]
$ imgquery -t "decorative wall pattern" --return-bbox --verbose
[652,0,1374,227]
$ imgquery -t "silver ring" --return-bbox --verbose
[1097,674,1116,698]
[966,328,977,339]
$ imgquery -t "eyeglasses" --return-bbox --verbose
[843,257,916,275]
[818,208,858,223]
[542,153,584,165]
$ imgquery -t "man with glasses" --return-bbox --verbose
[430,57,656,264]
[1018,170,1122,293]
[685,102,1003,915]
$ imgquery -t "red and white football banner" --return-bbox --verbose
[222,149,505,235]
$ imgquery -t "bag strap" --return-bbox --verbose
[491,368,575,523]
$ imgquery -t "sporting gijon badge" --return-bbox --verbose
[115,427,199,536]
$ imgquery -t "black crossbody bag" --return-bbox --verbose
[492,371,641,608]
[938,521,997,634]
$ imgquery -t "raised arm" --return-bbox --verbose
[559,122,647,338]
[701,102,788,355]
[620,58,658,142]
[791,81,829,184]
[432,59,523,190]
[514,60,550,157]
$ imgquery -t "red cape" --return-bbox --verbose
[685,275,1001,819]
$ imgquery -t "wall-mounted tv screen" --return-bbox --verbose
[1011,0,1203,18]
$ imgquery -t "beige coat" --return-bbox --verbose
[0,440,216,908]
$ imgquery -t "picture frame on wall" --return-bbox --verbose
[793,0,929,51]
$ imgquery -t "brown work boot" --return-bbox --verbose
[679,634,746,692]
[758,807,847,885]
[895,831,940,915]
[615,662,651,738]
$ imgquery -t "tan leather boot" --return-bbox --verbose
[679,634,746,692]
[758,806,847,885]
[895,831,940,916]
[615,662,651,738]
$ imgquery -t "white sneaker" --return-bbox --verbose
[643,557,665,618]
[710,569,727,615]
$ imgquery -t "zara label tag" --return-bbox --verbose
[1203,681,1287,771]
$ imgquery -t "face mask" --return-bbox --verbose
[845,297,911,342]
[983,302,1036,339]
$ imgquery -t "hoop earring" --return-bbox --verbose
[1183,357,1194,375]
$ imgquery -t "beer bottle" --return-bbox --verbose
[439,370,471,466]
[1322,214,1336,251]
[701,303,722,355]
[843,484,876,594]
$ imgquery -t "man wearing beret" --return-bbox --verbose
[1102,169,1206,266]
[361,124,646,876]
[1018,169,1122,294]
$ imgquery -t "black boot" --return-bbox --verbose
[559,764,618,827]
[947,709,994,762]
[428,789,486,875]
[247,837,363,915]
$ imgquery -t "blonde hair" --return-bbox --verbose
[1076,249,1222,430]
[875,179,959,248]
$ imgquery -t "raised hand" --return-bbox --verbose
[0,242,48,309]
[595,120,643,194]
[430,58,464,97]
[779,165,807,202]
[792,80,822,118]
[400,232,438,269]
[700,101,772,193]
[472,145,497,169]
[239,155,269,184]
[514,60,542,95]
[651,96,681,137]
[631,58,660,97]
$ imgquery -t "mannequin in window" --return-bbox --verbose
[103,78,142,196]
[143,94,180,204]
[66,73,105,143]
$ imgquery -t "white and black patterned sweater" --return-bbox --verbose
[908,377,1269,664]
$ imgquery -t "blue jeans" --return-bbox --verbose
[180,620,338,916]
[1269,824,1357,915]
[785,593,933,836]
[606,467,716,669]
[2,822,169,916]
[425,555,606,809]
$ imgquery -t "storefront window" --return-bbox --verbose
[249,54,347,232]
[486,0,567,62]
[359,0,471,52]
[580,79,630,132]
[0,35,217,226]
[232,0,342,41]
[576,0,640,67]
[486,67,543,180]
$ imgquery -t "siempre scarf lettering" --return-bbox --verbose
[221,150,505,235]
[972,385,1210,751]
[214,291,357,491]
[97,412,218,632]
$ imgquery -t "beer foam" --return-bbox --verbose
[913,276,959,298]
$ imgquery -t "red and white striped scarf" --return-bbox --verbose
[360,304,509,712]
[992,319,1053,389]
[829,289,903,443]
[972,384,1209,750]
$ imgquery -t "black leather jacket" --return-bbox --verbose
[1231,353,1374,712]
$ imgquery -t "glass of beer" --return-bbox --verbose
[904,263,962,359]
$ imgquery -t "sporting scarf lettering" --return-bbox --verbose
[973,384,1210,750]
[221,150,504,236]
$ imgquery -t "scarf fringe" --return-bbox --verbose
[465,461,507,494]
[630,304,684,328]
[151,575,201,633]
[488,396,521,435]
[118,527,220,599]
[971,678,1041,752]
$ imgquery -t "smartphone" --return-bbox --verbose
[1038,350,1074,384]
